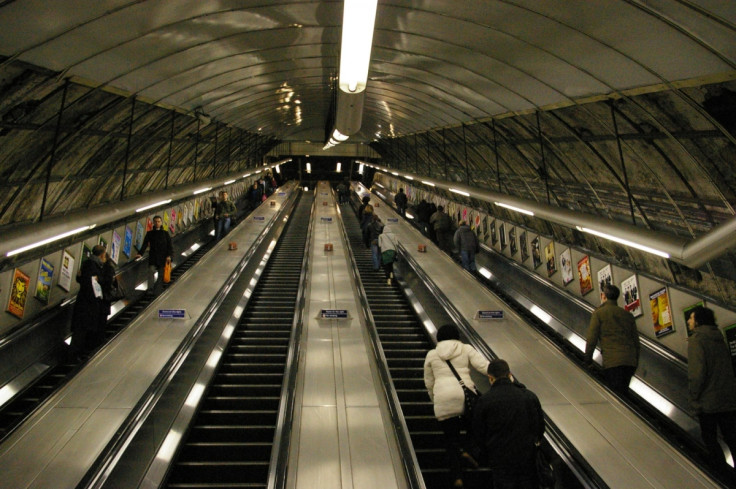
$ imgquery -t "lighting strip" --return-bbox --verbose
[576,226,670,258]
[136,199,172,213]
[421,180,435,187]
[193,187,212,195]
[7,225,92,257]
[495,201,534,216]
[339,0,378,93]
[223,180,235,185]
[449,188,470,197]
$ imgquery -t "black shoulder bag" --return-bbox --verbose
[446,360,480,423]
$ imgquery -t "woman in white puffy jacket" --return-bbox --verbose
[424,324,489,488]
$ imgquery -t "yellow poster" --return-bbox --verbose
[7,268,31,319]
[649,287,674,338]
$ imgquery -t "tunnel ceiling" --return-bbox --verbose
[1,1,736,301]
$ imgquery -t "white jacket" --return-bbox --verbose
[424,339,490,421]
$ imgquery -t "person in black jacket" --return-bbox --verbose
[135,215,173,295]
[70,244,108,359]
[473,359,544,489]
[394,187,408,217]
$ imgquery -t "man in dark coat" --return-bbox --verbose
[473,359,544,489]
[416,199,431,236]
[453,220,479,271]
[585,284,640,396]
[430,205,453,253]
[394,188,408,217]
[70,244,108,359]
[687,306,736,482]
[135,215,173,295]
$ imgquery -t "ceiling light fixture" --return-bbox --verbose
[6,225,92,257]
[576,226,670,258]
[136,199,172,212]
[339,0,378,93]
[495,202,534,216]
[193,187,212,195]
[421,180,435,187]
[449,188,470,197]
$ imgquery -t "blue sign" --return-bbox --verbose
[321,217,333,223]
[321,309,348,319]
[159,309,187,319]
[387,218,399,223]
[478,310,504,319]
[253,216,265,221]
[278,192,286,196]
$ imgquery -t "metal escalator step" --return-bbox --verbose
[178,441,272,461]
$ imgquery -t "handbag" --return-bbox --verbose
[445,360,480,420]
[535,444,555,489]
[104,278,126,302]
[163,262,172,283]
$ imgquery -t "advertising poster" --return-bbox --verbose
[163,211,170,233]
[545,241,556,277]
[520,231,529,262]
[560,248,573,285]
[683,301,704,337]
[509,227,517,255]
[194,199,200,221]
[59,250,74,292]
[35,258,54,304]
[110,230,122,264]
[499,223,507,250]
[649,287,675,338]
[462,207,467,223]
[123,226,133,258]
[81,243,92,266]
[7,268,30,319]
[475,214,481,239]
[578,255,593,295]
[621,274,642,317]
[170,208,176,234]
[532,236,542,269]
[483,216,489,243]
[724,324,736,375]
[597,264,613,304]
[146,216,153,232]
[491,220,498,246]
[136,221,145,250]
[98,236,107,249]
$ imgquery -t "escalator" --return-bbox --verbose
[0,238,216,442]
[163,194,311,489]
[342,208,489,489]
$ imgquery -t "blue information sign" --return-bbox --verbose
[253,216,265,221]
[387,218,399,223]
[278,192,286,196]
[159,309,187,319]
[321,217,333,223]
[321,309,348,319]
[478,310,504,319]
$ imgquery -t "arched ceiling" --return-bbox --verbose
[1,0,733,142]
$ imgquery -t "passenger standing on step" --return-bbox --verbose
[584,284,640,396]
[424,324,489,489]
[394,187,408,217]
[453,220,479,272]
[473,359,545,489]
[215,191,237,241]
[135,215,173,295]
[430,205,453,253]
[416,199,431,237]
[70,244,108,359]
[687,306,736,484]
[367,214,384,271]
[378,222,397,284]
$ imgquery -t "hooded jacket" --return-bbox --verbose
[424,339,489,420]
[453,224,479,253]
[688,324,736,415]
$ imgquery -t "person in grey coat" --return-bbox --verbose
[687,306,736,482]
[453,220,479,271]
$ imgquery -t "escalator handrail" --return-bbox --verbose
[78,188,301,489]
[336,191,427,489]
[267,191,315,489]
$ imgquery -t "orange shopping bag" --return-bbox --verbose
[163,262,172,283]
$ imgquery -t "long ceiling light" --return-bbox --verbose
[7,225,92,257]
[358,163,364,174]
[339,0,378,93]
[576,226,670,258]
[306,162,312,174]
[449,188,470,197]
[193,187,212,195]
[136,199,172,213]
[495,201,534,216]
[336,162,342,172]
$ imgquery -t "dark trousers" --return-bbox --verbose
[699,411,736,479]
[439,416,464,482]
[603,365,636,396]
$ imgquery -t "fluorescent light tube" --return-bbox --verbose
[495,202,534,216]
[332,129,349,142]
[405,175,413,180]
[450,188,470,197]
[136,199,172,212]
[421,180,435,187]
[374,182,384,188]
[7,225,92,257]
[193,187,212,195]
[224,180,235,185]
[359,164,364,174]
[336,162,342,172]
[275,165,281,174]
[576,226,670,258]
[391,171,399,176]
[339,0,378,93]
